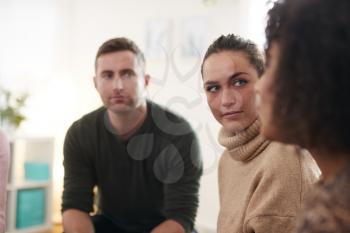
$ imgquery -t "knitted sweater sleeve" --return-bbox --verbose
[61,121,96,213]
[245,215,296,233]
[0,130,10,233]
[243,144,303,233]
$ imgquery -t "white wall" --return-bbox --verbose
[0,0,271,231]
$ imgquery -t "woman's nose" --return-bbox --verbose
[221,88,236,107]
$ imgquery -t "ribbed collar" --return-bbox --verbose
[218,120,270,162]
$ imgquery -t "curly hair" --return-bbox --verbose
[267,0,350,153]
[265,0,287,53]
[201,34,265,77]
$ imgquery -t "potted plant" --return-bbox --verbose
[0,87,28,136]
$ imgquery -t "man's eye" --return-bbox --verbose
[121,71,135,79]
[233,79,248,87]
[102,73,113,79]
[206,85,219,93]
[121,73,131,79]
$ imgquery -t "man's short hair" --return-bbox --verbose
[201,34,265,77]
[95,37,146,72]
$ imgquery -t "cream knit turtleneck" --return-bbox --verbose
[218,120,270,162]
[217,120,320,233]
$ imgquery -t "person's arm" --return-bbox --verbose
[245,215,296,233]
[62,122,96,232]
[243,145,305,233]
[153,131,203,233]
[0,130,10,233]
[150,219,185,233]
[63,209,94,233]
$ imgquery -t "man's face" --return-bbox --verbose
[94,50,149,115]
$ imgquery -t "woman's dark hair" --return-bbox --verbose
[267,0,350,152]
[201,34,265,77]
[265,0,287,53]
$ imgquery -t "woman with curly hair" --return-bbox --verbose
[201,34,319,233]
[256,0,350,232]
[0,130,10,233]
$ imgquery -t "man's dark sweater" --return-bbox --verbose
[62,101,202,233]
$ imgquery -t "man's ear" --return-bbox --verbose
[144,74,150,87]
[93,76,97,89]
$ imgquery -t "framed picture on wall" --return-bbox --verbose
[145,19,172,60]
[180,16,209,58]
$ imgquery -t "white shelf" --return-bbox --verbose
[6,181,51,191]
[6,137,54,233]
[6,224,51,233]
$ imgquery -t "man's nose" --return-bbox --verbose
[113,77,124,90]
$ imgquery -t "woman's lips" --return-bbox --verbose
[222,111,243,118]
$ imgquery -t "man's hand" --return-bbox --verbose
[62,209,95,233]
[151,219,185,233]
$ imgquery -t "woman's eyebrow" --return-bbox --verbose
[229,72,248,80]
[204,72,248,86]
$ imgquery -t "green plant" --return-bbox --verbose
[0,88,28,128]
[202,0,217,6]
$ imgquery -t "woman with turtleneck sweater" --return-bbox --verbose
[201,34,320,233]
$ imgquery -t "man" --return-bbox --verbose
[62,37,202,233]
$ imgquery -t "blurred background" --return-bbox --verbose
[0,0,273,232]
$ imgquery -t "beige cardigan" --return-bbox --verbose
[0,130,10,233]
[217,120,320,233]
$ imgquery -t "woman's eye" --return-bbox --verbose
[233,79,247,87]
[206,85,219,93]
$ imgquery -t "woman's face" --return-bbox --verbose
[255,42,280,140]
[202,50,259,133]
